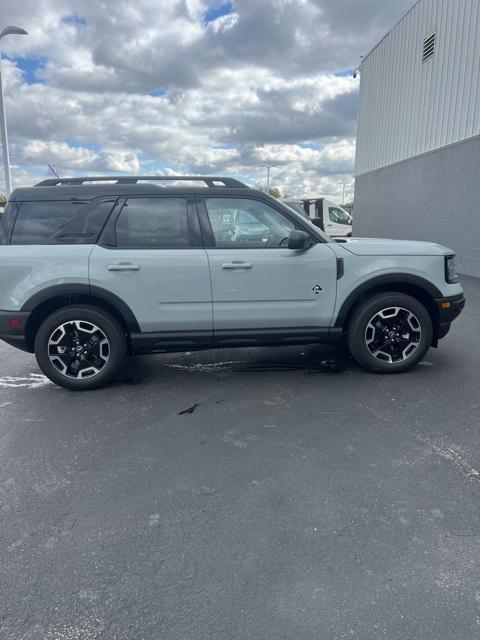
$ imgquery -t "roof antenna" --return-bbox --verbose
[47,162,60,179]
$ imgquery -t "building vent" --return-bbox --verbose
[422,31,436,62]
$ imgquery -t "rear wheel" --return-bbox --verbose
[34,305,126,390]
[347,293,433,373]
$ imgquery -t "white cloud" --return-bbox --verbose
[22,140,97,168]
[0,0,412,198]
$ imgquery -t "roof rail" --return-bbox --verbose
[34,175,248,188]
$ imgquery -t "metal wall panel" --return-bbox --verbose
[355,0,480,176]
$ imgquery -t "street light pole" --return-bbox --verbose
[265,165,272,194]
[0,60,12,196]
[0,26,28,196]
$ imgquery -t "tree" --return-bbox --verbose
[268,187,281,198]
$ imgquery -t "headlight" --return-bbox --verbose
[445,255,458,283]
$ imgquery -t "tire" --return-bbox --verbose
[347,293,433,373]
[34,305,127,390]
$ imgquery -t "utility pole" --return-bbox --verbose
[342,182,346,205]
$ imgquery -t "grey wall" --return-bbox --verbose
[354,134,480,277]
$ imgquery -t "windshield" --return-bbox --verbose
[283,202,308,219]
[236,211,264,226]
[328,207,352,225]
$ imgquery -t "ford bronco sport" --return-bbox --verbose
[0,176,465,390]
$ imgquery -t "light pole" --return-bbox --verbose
[0,26,28,195]
[265,164,272,194]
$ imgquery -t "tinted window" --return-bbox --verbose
[11,201,85,245]
[205,198,295,248]
[115,198,190,248]
[52,199,117,244]
[0,202,19,245]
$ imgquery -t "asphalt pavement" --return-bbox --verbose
[1,276,479,640]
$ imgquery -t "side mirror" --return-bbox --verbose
[288,230,310,250]
[311,217,324,230]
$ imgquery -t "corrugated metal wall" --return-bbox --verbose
[355,0,480,176]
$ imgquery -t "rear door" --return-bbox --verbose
[89,196,212,344]
[198,196,338,341]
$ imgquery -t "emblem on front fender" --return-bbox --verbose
[312,284,322,294]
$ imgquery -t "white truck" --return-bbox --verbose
[281,197,353,237]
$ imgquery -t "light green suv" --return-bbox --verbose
[0,176,464,390]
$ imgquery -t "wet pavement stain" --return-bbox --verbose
[178,403,200,415]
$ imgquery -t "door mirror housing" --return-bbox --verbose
[288,230,310,250]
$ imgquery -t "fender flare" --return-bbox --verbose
[21,284,140,332]
[334,273,443,328]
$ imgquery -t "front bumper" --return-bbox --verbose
[0,311,31,352]
[435,293,465,339]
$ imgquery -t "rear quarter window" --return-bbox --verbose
[10,199,116,245]
[0,202,20,245]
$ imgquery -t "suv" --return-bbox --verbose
[0,175,465,390]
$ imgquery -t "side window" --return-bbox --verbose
[115,198,190,248]
[328,207,351,225]
[51,199,117,244]
[204,198,295,248]
[11,201,85,245]
[0,202,19,245]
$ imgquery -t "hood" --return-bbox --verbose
[336,237,453,257]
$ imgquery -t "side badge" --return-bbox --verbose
[312,284,322,294]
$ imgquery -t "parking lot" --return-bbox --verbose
[0,276,478,639]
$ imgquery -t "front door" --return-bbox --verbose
[325,202,352,237]
[89,196,212,345]
[200,196,338,342]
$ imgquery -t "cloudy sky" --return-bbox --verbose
[0,0,411,199]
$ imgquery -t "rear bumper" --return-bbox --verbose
[0,311,31,352]
[435,293,465,339]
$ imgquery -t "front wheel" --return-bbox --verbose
[34,305,127,390]
[347,293,433,373]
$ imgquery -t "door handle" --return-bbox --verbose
[221,262,252,269]
[108,263,141,271]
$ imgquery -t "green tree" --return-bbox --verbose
[268,187,281,198]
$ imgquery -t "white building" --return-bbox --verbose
[354,0,480,276]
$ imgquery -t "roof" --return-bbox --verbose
[10,175,254,202]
